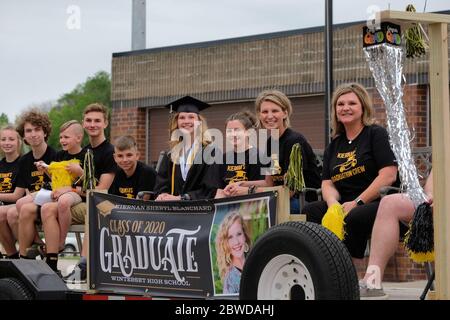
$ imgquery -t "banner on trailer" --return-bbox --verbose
[88,191,276,298]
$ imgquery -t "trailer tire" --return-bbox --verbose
[240,221,359,300]
[0,277,34,300]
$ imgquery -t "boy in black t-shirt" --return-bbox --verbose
[63,103,117,283]
[6,109,57,259]
[36,120,86,272]
[109,135,156,199]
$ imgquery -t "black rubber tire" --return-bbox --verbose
[0,277,34,300]
[240,221,359,300]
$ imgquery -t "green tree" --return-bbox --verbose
[0,113,9,127]
[47,71,111,149]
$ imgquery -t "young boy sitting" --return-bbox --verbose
[21,120,85,272]
[109,135,157,199]
[63,135,156,282]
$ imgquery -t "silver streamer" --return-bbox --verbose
[364,44,426,207]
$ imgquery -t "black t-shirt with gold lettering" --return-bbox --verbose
[266,128,321,201]
[16,145,57,192]
[322,124,397,202]
[109,161,157,198]
[216,148,265,189]
[0,156,21,204]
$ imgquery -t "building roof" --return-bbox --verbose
[111,10,450,109]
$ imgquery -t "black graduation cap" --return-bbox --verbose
[165,95,211,114]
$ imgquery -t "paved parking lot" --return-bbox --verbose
[383,281,430,300]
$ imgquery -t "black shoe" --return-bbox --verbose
[26,246,42,259]
[63,265,87,284]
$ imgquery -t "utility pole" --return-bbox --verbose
[324,0,333,146]
[132,0,146,50]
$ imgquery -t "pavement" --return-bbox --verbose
[58,258,433,300]
[383,280,430,300]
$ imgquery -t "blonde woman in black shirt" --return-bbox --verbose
[0,125,24,259]
[303,83,398,260]
[239,90,321,213]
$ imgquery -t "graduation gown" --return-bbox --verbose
[154,144,217,200]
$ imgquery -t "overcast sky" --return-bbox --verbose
[1,0,448,122]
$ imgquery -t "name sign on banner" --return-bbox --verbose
[88,191,276,298]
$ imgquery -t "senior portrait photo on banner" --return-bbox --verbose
[210,196,273,295]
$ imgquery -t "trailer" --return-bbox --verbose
[0,187,358,300]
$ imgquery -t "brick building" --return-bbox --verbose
[110,15,450,281]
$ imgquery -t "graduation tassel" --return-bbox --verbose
[403,202,434,263]
[322,203,346,240]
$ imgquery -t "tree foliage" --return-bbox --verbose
[47,71,111,149]
[0,113,9,128]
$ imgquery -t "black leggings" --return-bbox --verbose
[302,200,380,259]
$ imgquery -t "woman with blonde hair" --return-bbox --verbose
[0,125,25,258]
[239,89,321,213]
[303,83,398,260]
[215,210,251,294]
[154,96,217,200]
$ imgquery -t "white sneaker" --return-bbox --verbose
[359,281,389,300]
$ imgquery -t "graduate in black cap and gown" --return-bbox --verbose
[154,96,218,201]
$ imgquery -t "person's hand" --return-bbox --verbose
[34,161,48,172]
[342,200,357,215]
[223,182,245,195]
[66,162,83,177]
[155,193,181,201]
[215,189,226,199]
[223,183,248,197]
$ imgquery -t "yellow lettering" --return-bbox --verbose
[227,165,245,171]
[119,187,133,194]
[0,173,12,178]
[331,165,366,182]
[31,171,44,177]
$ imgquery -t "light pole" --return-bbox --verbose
[324,0,333,147]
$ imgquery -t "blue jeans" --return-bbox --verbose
[290,197,300,214]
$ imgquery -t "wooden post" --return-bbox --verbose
[428,22,450,299]
[377,10,450,299]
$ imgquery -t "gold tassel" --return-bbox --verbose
[171,162,175,195]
